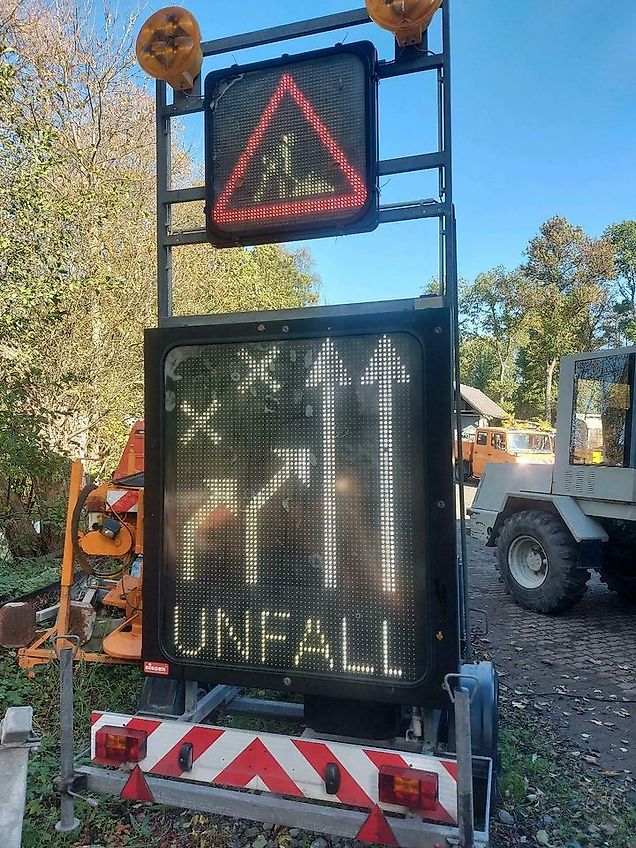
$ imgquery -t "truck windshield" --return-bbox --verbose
[570,354,633,467]
[508,433,552,453]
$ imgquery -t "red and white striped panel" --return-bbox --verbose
[91,712,458,824]
[106,489,139,514]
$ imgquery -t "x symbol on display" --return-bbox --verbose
[237,348,281,394]
[180,400,221,445]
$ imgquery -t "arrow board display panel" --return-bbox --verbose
[204,43,379,246]
[143,303,459,706]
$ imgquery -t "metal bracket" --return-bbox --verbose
[443,673,479,704]
[53,634,80,657]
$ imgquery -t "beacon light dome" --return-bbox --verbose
[365,0,443,46]
[136,6,202,91]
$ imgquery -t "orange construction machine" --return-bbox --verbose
[15,422,146,669]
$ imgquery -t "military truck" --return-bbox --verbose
[470,347,636,613]
[456,426,554,480]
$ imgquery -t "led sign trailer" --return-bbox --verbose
[204,43,379,247]
[143,302,458,706]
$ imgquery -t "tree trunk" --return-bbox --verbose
[0,473,42,559]
[499,357,507,405]
[545,358,557,424]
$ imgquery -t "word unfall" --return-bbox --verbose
[172,606,408,680]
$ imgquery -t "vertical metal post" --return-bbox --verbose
[0,707,37,848]
[55,646,79,834]
[454,686,475,848]
[441,0,472,656]
[156,79,173,325]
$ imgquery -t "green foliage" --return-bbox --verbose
[460,267,525,408]
[498,710,635,848]
[0,0,320,557]
[0,656,143,847]
[459,217,619,422]
[605,220,636,344]
[0,554,61,602]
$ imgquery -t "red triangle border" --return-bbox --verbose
[212,72,367,225]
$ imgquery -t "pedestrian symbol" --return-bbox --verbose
[204,44,379,246]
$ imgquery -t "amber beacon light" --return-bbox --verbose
[365,0,443,46]
[136,6,202,90]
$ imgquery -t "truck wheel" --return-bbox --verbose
[496,511,589,614]
[601,546,636,602]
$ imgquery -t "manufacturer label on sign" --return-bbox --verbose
[204,43,378,246]
[144,660,170,676]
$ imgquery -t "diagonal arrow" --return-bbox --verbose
[246,448,312,585]
[181,479,238,581]
[361,335,411,593]
[307,339,351,589]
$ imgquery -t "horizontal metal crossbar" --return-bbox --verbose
[78,766,488,848]
[161,186,205,204]
[379,201,448,224]
[376,53,444,78]
[162,155,445,207]
[200,9,371,58]
[379,153,446,176]
[165,199,447,245]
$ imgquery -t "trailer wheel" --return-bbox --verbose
[601,545,636,602]
[496,510,589,614]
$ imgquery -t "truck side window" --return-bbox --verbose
[476,431,487,446]
[491,433,506,451]
[570,354,633,467]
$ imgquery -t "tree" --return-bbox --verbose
[605,220,636,344]
[459,268,525,407]
[0,0,319,557]
[519,216,615,422]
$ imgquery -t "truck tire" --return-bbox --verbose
[601,545,636,602]
[496,510,589,614]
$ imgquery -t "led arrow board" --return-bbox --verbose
[204,43,379,246]
[143,302,458,705]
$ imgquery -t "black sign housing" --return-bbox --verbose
[204,42,379,247]
[143,301,458,707]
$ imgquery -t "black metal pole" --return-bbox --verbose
[156,79,173,326]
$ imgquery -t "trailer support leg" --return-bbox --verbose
[55,643,80,834]
[454,685,475,848]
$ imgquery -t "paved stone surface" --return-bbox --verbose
[464,509,635,781]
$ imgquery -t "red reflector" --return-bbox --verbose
[94,725,148,766]
[378,765,438,811]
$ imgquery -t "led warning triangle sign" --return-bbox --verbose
[211,73,368,227]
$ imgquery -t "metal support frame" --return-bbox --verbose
[152,5,469,644]
[142,5,483,844]
[154,6,453,327]
[78,765,489,848]
[152,3,470,638]
[179,684,243,723]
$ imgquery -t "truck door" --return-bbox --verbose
[473,429,489,476]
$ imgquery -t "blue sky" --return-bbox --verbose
[153,1,636,304]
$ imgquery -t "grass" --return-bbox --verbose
[495,701,635,848]
[0,553,62,602]
[0,654,145,848]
